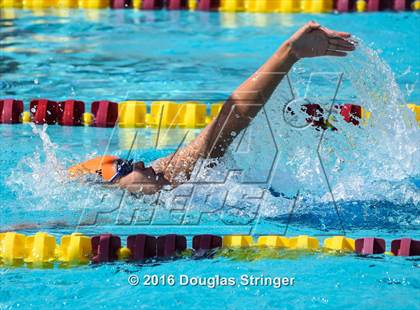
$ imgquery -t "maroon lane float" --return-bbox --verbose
[0,99,23,124]
[91,100,119,128]
[58,100,85,126]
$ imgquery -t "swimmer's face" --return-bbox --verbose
[117,161,170,195]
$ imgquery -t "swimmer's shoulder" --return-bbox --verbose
[151,156,175,183]
[151,156,169,173]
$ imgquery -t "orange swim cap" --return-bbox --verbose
[68,155,119,181]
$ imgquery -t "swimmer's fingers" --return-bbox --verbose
[331,31,351,38]
[319,25,357,50]
[328,38,356,50]
[305,21,321,31]
[290,21,320,41]
[321,26,351,39]
[328,43,355,52]
[325,50,348,57]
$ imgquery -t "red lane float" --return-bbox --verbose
[381,0,394,10]
[0,99,23,124]
[197,0,220,11]
[166,0,188,9]
[127,234,157,260]
[366,0,380,10]
[366,0,394,11]
[391,238,420,256]
[393,0,411,10]
[340,104,362,125]
[58,100,85,126]
[111,0,132,8]
[157,234,187,257]
[301,103,329,129]
[91,234,121,263]
[141,0,164,9]
[91,100,118,128]
[30,99,59,124]
[336,0,357,12]
[193,234,222,251]
[355,237,386,255]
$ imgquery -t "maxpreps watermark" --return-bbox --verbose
[128,274,295,289]
[77,73,347,234]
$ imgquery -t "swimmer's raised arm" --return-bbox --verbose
[207,21,354,156]
[152,21,355,184]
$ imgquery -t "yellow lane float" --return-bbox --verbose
[301,0,333,13]
[0,232,26,262]
[23,0,57,8]
[117,247,132,260]
[257,236,289,248]
[24,232,56,264]
[356,0,366,12]
[21,111,32,123]
[220,0,245,12]
[223,235,253,248]
[0,0,23,7]
[57,233,92,264]
[82,112,94,126]
[149,101,183,128]
[79,0,108,9]
[288,235,319,250]
[57,0,78,8]
[407,104,420,123]
[118,101,147,128]
[323,236,355,252]
[246,0,289,13]
[179,101,207,128]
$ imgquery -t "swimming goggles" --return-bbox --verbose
[108,158,134,183]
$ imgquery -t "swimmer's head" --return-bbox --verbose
[68,156,119,181]
[117,161,170,195]
[68,156,170,194]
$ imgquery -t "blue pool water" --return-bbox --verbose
[1,9,420,309]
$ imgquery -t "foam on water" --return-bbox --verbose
[5,124,118,224]
[6,124,69,209]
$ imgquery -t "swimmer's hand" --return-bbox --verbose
[288,21,356,59]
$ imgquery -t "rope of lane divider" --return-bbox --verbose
[1,98,418,129]
[0,232,418,268]
[0,99,222,128]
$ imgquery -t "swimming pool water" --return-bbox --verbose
[1,10,419,310]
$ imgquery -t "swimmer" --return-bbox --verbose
[69,21,356,195]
